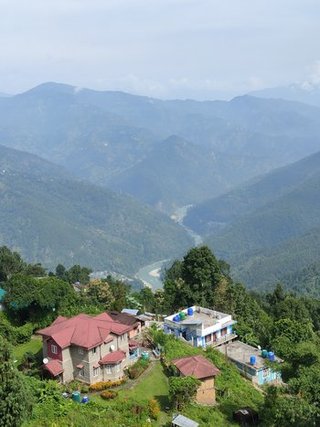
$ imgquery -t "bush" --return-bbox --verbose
[80,384,89,393]
[0,315,34,345]
[89,378,126,392]
[148,399,160,419]
[65,380,82,393]
[127,358,149,379]
[100,390,118,400]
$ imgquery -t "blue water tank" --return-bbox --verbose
[173,315,180,322]
[249,355,256,366]
[187,307,194,316]
[268,351,275,362]
[81,396,89,404]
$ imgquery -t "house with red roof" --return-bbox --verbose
[172,355,220,405]
[36,312,141,384]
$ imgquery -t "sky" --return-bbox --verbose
[0,0,320,99]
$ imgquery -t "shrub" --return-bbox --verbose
[0,315,34,344]
[127,358,149,379]
[89,377,126,392]
[148,399,160,419]
[80,384,89,394]
[65,380,82,393]
[100,390,118,400]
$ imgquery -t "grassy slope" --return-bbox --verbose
[23,336,263,427]
[163,337,263,426]
[13,337,42,364]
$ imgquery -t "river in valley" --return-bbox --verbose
[135,205,203,290]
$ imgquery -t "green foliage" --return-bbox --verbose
[0,246,45,282]
[0,336,33,427]
[0,314,34,345]
[4,275,76,323]
[86,279,115,309]
[107,276,130,312]
[65,265,92,284]
[127,358,149,379]
[169,376,200,409]
[261,386,319,427]
[164,246,225,310]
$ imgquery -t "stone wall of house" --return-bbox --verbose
[195,377,216,405]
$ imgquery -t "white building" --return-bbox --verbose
[164,306,237,348]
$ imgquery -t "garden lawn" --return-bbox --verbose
[13,336,42,364]
[91,361,170,426]
[119,361,169,403]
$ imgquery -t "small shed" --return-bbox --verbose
[172,355,220,405]
[172,414,199,427]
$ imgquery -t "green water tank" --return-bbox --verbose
[179,312,186,320]
[261,349,268,358]
[72,391,81,403]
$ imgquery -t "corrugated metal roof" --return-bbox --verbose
[172,414,199,427]
[121,308,139,316]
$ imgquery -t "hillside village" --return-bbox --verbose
[2,245,320,426]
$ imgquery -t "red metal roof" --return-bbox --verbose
[173,355,220,379]
[37,313,132,350]
[129,339,139,348]
[99,350,126,365]
[43,360,64,377]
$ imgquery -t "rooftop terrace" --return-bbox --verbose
[165,306,234,330]
[218,341,282,370]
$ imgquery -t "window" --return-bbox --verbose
[105,365,112,374]
[51,344,58,354]
[78,368,84,377]
[92,347,97,354]
[93,367,100,377]
[78,347,84,355]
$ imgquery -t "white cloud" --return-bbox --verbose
[0,0,319,98]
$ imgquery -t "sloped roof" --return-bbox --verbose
[108,311,139,326]
[121,308,139,316]
[172,414,199,427]
[129,339,140,348]
[37,313,132,350]
[173,355,220,379]
[99,350,126,365]
[43,359,64,377]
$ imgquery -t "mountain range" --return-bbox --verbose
[185,150,320,291]
[250,83,320,108]
[2,82,320,285]
[0,144,192,274]
[1,83,320,213]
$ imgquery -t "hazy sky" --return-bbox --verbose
[0,0,319,99]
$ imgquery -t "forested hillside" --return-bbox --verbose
[185,151,320,290]
[1,83,320,212]
[0,145,192,273]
